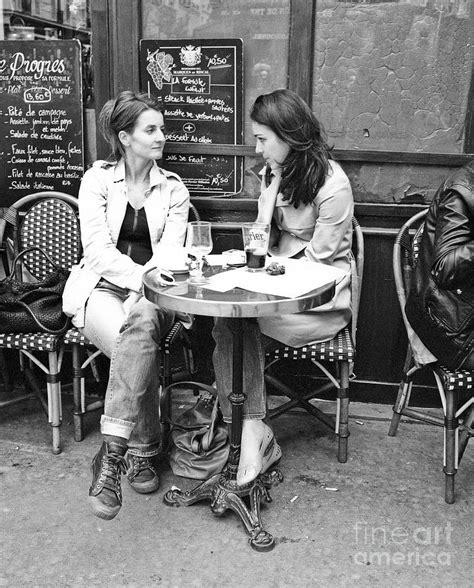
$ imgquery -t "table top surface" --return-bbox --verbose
[143,265,336,318]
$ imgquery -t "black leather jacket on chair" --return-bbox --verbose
[405,160,474,370]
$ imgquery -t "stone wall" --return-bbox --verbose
[313,1,472,153]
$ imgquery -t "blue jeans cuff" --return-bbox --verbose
[101,415,134,440]
[127,445,161,458]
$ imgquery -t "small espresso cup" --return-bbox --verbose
[241,222,270,271]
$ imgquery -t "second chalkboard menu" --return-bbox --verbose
[0,40,84,207]
[140,38,243,197]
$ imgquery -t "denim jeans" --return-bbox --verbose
[212,317,281,423]
[82,281,175,457]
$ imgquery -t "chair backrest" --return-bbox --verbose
[188,203,200,222]
[392,210,437,366]
[412,223,425,264]
[6,192,81,280]
[350,217,365,345]
[1,196,201,280]
[392,210,427,312]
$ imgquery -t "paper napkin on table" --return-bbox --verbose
[205,254,225,266]
[204,258,348,298]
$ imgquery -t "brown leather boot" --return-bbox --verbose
[89,441,127,520]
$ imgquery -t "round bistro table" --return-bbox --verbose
[143,265,336,551]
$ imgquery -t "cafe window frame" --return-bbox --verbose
[91,0,473,186]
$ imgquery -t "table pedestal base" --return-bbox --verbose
[163,319,284,551]
[163,466,283,551]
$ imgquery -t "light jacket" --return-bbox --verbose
[405,160,474,369]
[257,159,354,347]
[63,159,190,327]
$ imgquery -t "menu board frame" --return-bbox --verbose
[139,38,244,197]
[0,40,84,207]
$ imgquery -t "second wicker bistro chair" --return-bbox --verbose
[0,192,82,454]
[64,203,200,442]
[388,210,473,503]
[264,217,364,463]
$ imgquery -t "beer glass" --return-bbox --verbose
[241,222,270,271]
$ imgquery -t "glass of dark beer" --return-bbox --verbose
[242,222,270,271]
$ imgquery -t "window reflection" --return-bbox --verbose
[2,0,93,107]
[141,0,290,145]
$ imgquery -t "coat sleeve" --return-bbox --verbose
[156,177,190,248]
[78,165,144,292]
[141,177,190,275]
[431,189,474,290]
[304,168,354,266]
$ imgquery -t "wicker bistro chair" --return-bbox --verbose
[62,328,105,442]
[388,210,474,503]
[264,217,364,463]
[0,192,82,454]
[64,203,200,442]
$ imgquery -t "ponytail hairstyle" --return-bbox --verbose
[250,89,332,207]
[98,91,163,161]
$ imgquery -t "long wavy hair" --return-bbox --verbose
[98,91,163,161]
[250,89,332,207]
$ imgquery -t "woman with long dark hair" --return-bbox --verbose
[212,89,354,486]
[63,91,190,520]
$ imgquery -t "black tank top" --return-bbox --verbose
[116,202,153,265]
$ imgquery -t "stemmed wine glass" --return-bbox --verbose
[186,221,213,284]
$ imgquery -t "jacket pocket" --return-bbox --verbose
[426,286,474,335]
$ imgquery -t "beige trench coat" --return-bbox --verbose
[62,159,190,328]
[257,160,354,347]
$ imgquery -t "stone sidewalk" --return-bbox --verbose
[1,396,472,587]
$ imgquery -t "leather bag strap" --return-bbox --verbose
[7,298,70,335]
[199,395,220,452]
[9,246,60,280]
[163,381,218,430]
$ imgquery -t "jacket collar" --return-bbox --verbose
[113,159,165,189]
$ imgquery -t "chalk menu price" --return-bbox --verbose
[140,39,243,196]
[0,40,84,207]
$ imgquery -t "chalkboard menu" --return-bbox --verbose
[140,39,243,196]
[0,40,84,207]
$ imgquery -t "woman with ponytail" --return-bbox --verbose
[212,89,354,486]
[63,91,190,520]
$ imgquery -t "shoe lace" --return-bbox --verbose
[129,455,155,480]
[100,453,127,492]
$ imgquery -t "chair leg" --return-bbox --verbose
[443,390,457,504]
[337,361,350,463]
[388,377,413,436]
[458,403,474,461]
[71,344,84,442]
[181,330,195,378]
[11,349,62,454]
[46,351,62,455]
[388,348,416,437]
[0,350,11,394]
[161,348,172,389]
[22,358,49,416]
[158,382,172,454]
[159,347,172,452]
